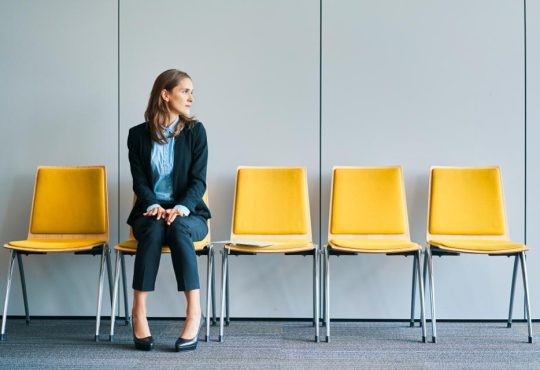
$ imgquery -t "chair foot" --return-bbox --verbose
[94,334,100,342]
[124,317,131,326]
[0,334,6,341]
[109,335,114,342]
[507,322,512,328]
[422,336,426,343]
[205,335,209,342]
[315,335,319,343]
[25,319,30,326]
[218,335,223,342]
[325,336,329,343]
[529,336,533,344]
[225,320,230,326]
[432,336,436,343]
[410,322,415,328]
[211,319,217,326]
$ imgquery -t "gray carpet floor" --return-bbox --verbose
[0,318,538,369]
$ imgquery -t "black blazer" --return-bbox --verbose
[127,121,211,226]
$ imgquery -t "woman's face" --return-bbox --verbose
[163,77,193,116]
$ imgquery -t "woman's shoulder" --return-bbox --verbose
[129,122,149,135]
[191,121,206,132]
[188,120,206,134]
[128,122,150,142]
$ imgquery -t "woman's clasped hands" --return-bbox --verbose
[143,206,184,225]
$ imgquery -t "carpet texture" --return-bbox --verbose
[0,319,537,369]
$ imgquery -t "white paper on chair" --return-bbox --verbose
[211,240,274,247]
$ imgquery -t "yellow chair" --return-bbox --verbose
[219,167,320,342]
[323,166,426,342]
[108,193,216,342]
[1,166,111,341]
[425,166,533,343]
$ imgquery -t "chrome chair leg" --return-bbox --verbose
[312,248,317,327]
[519,252,533,343]
[105,247,113,304]
[205,245,212,342]
[95,245,107,342]
[320,251,325,325]
[313,245,320,343]
[324,247,330,342]
[507,255,519,328]
[219,249,228,342]
[523,254,528,322]
[16,253,30,326]
[426,248,437,343]
[416,250,427,343]
[120,252,130,325]
[225,254,230,326]
[410,253,417,327]
[109,251,122,341]
[1,251,16,341]
[211,249,216,325]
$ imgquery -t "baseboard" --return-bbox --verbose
[4,315,539,323]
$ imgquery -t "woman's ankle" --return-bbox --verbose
[185,309,202,319]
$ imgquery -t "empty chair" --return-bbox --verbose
[324,166,426,342]
[424,166,533,343]
[2,166,111,341]
[219,167,320,342]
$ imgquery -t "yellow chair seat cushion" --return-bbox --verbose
[429,239,527,254]
[5,239,106,252]
[114,239,208,253]
[328,239,420,253]
[226,239,314,254]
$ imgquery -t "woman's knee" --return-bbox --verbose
[134,217,166,242]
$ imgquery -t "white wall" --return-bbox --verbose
[0,0,118,316]
[0,0,536,319]
[119,0,319,317]
[526,0,540,322]
[322,0,525,319]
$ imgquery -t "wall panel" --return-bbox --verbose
[525,0,540,320]
[0,0,118,315]
[322,0,525,318]
[119,0,320,317]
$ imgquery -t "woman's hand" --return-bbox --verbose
[143,206,167,220]
[165,208,184,225]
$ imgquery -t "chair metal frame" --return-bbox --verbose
[219,166,320,342]
[1,166,113,342]
[323,166,427,343]
[422,166,533,343]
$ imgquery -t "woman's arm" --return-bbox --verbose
[176,122,208,212]
[128,127,158,210]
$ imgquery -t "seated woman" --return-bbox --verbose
[127,69,211,352]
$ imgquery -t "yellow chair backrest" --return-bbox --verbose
[427,167,507,237]
[328,166,409,238]
[231,167,311,238]
[28,166,108,239]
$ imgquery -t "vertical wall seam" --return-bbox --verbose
[117,0,120,245]
[318,0,322,246]
[524,0,527,245]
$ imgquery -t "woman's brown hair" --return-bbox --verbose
[145,69,196,144]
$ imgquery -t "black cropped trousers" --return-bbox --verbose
[131,213,208,292]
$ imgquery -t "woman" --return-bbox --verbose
[127,69,211,351]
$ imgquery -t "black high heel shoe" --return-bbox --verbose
[175,315,205,352]
[132,317,154,351]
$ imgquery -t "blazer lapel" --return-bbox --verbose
[141,124,153,181]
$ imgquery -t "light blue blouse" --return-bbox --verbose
[146,116,190,216]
